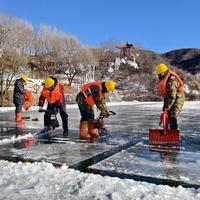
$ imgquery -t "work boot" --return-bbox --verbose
[40,126,48,133]
[15,113,25,124]
[79,121,91,139]
[88,120,99,137]
[63,130,68,137]
[169,117,178,130]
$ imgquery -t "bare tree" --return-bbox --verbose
[58,57,82,87]
[0,50,26,106]
[100,38,119,53]
[0,13,34,54]
[73,47,97,84]
[58,46,97,86]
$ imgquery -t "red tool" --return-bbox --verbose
[23,91,33,111]
[149,110,180,144]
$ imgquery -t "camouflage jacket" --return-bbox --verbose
[164,75,185,110]
[76,85,108,113]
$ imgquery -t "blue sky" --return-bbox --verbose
[0,0,200,53]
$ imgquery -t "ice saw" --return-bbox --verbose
[93,111,116,136]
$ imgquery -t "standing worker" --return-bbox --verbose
[155,63,185,129]
[38,76,68,135]
[76,80,115,139]
[13,75,29,124]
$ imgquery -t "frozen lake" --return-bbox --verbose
[0,101,200,187]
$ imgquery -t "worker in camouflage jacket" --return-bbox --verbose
[76,80,115,139]
[155,63,185,129]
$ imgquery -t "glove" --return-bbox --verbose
[38,107,43,112]
[159,109,168,129]
[159,112,164,125]
[100,110,109,118]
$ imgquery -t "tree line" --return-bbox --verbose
[1,12,199,106]
[0,13,121,106]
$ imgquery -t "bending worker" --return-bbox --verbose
[76,80,115,139]
[13,75,29,124]
[38,76,68,135]
[155,63,185,129]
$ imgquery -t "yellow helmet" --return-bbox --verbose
[21,75,29,82]
[44,77,55,89]
[105,80,116,93]
[155,63,168,75]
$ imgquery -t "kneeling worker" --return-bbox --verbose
[76,80,115,139]
[38,77,68,135]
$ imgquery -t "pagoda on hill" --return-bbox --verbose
[116,41,134,58]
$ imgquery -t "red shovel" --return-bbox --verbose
[149,110,180,144]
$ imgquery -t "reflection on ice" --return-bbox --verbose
[89,142,200,186]
[88,102,200,186]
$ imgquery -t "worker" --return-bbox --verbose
[155,63,185,129]
[38,76,68,135]
[76,80,115,139]
[13,75,29,124]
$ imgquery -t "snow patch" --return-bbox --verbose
[0,160,199,200]
[0,133,35,145]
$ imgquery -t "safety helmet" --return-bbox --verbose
[21,75,29,82]
[105,80,116,93]
[44,77,55,89]
[155,63,168,75]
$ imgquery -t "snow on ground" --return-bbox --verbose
[0,132,35,145]
[0,160,199,200]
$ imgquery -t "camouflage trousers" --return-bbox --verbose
[167,95,185,129]
[76,92,94,121]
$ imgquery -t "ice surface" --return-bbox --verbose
[89,142,200,186]
[88,102,200,186]
[0,102,144,167]
[0,101,200,188]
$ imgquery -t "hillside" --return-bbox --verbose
[162,48,200,74]
[14,48,200,104]
[93,47,200,102]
